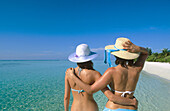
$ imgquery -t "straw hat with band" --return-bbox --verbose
[68,44,98,63]
[104,37,140,67]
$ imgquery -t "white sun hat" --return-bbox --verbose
[68,44,98,63]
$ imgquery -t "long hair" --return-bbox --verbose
[77,60,94,70]
[115,56,135,68]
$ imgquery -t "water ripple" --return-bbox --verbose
[0,61,170,111]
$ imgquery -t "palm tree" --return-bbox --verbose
[153,52,158,56]
[162,48,169,56]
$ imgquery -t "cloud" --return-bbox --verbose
[91,48,104,52]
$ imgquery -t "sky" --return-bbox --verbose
[0,0,170,60]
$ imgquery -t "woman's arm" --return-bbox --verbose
[66,68,112,94]
[64,70,71,111]
[102,87,137,107]
[66,68,113,95]
[94,72,137,107]
[123,41,148,69]
[66,68,137,107]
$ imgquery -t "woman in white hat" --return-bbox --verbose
[66,38,148,111]
[64,44,137,111]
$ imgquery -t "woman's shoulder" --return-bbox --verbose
[84,69,102,81]
[83,69,101,77]
[101,67,117,77]
[84,69,100,73]
[92,70,101,75]
[106,67,116,73]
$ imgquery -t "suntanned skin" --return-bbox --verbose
[66,41,148,110]
[64,66,137,111]
[64,67,99,111]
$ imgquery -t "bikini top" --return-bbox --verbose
[113,90,134,97]
[71,68,85,94]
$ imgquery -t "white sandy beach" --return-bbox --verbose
[143,62,170,80]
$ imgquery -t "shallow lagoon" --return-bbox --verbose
[0,60,170,111]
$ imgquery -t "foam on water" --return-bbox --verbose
[0,60,170,111]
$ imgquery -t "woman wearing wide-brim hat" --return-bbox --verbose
[66,38,148,111]
[64,43,137,111]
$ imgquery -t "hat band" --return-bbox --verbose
[104,46,127,67]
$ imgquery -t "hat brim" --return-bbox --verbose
[68,52,98,63]
[105,45,140,60]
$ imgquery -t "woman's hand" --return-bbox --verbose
[123,41,140,53]
[133,98,138,109]
[66,68,75,79]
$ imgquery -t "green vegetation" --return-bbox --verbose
[146,48,170,62]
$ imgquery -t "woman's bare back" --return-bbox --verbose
[106,64,142,109]
[67,67,100,111]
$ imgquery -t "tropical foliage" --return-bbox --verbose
[146,48,170,62]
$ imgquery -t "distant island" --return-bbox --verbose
[146,48,170,62]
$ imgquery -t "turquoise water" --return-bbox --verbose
[0,60,170,111]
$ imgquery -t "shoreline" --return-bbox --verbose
[143,62,170,80]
